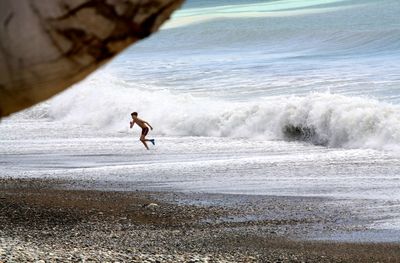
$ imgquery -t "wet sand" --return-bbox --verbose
[1,178,399,262]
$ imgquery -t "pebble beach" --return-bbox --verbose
[1,178,400,262]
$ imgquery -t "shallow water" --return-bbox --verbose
[1,120,400,234]
[2,0,400,238]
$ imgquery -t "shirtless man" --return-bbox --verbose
[130,112,155,150]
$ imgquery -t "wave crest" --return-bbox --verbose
[35,75,400,151]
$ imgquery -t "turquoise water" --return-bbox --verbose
[111,0,400,102]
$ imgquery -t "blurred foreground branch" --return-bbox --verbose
[0,0,183,117]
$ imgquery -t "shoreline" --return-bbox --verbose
[1,178,400,262]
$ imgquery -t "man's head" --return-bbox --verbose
[131,112,138,118]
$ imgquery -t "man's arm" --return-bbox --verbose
[130,121,134,128]
[145,121,153,130]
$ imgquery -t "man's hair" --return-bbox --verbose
[131,112,138,116]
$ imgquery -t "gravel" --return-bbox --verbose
[1,178,399,262]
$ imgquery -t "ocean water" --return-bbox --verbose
[1,0,400,237]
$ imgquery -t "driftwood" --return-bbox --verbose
[0,0,183,117]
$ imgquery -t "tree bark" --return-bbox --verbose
[0,0,184,117]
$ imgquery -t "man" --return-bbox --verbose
[130,112,155,150]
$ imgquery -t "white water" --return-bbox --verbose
[24,74,400,151]
[1,0,400,237]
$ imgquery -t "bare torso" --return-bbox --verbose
[132,117,147,129]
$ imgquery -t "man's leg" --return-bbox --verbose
[142,128,154,145]
[140,134,149,150]
[144,138,155,145]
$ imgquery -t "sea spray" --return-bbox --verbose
[17,75,398,151]
[6,0,400,152]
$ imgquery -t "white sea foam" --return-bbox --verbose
[24,74,397,151]
[6,0,400,152]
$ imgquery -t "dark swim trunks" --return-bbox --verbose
[141,127,149,136]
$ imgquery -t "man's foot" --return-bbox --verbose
[150,139,155,145]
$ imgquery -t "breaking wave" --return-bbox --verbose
[22,75,399,151]
[8,0,400,152]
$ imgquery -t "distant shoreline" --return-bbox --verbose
[1,178,399,262]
